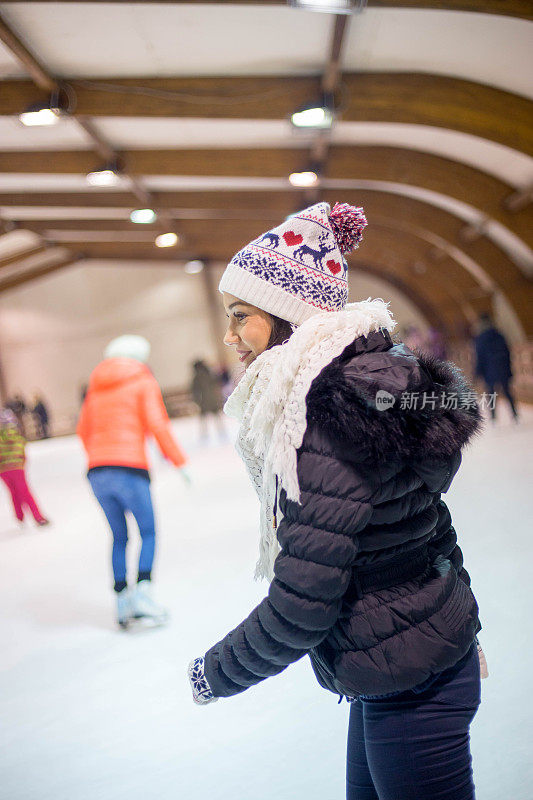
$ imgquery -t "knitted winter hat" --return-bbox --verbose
[219,201,367,326]
[104,335,151,363]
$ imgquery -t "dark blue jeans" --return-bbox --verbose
[88,468,156,588]
[346,643,481,800]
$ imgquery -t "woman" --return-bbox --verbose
[188,203,484,799]
[0,408,49,526]
[77,335,189,628]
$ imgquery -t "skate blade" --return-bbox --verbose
[130,614,169,629]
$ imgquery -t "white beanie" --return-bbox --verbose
[219,201,367,326]
[104,335,151,363]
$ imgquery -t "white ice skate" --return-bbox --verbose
[130,580,169,627]
[116,587,132,629]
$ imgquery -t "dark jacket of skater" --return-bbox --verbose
[474,317,512,386]
[204,332,481,699]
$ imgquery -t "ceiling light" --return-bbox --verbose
[19,104,61,127]
[184,260,204,274]
[288,0,361,13]
[86,167,120,187]
[155,232,179,248]
[289,171,319,188]
[290,101,334,130]
[130,208,157,224]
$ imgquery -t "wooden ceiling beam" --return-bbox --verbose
[0,11,158,212]
[341,74,532,155]
[305,13,350,205]
[0,254,79,293]
[25,190,532,330]
[19,219,471,313]
[69,241,468,330]
[20,216,484,308]
[4,190,530,331]
[349,260,460,334]
[1,146,529,245]
[323,188,533,334]
[0,1,529,19]
[0,15,54,92]
[0,74,530,155]
[3,184,527,277]
[0,243,48,269]
[19,215,507,326]
[0,190,302,213]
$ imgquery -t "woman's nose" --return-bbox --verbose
[223,327,239,347]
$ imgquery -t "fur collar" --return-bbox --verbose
[306,333,484,463]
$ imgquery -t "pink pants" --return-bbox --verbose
[0,468,45,522]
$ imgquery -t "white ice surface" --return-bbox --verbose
[1,406,532,800]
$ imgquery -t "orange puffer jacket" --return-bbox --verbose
[77,358,186,471]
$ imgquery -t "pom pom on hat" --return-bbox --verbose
[329,202,367,254]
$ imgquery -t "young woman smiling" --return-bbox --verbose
[188,202,484,800]
[224,294,293,367]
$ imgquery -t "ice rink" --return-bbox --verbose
[1,405,532,800]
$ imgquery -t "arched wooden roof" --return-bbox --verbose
[0,1,531,338]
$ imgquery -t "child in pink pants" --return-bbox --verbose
[0,409,48,525]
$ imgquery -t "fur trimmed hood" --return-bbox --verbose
[306,329,484,464]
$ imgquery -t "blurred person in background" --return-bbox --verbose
[6,393,28,438]
[190,359,225,441]
[0,408,49,527]
[217,365,235,403]
[474,312,519,423]
[77,335,189,629]
[31,394,50,439]
[426,327,448,361]
[402,323,426,353]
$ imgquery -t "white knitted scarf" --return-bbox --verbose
[224,298,397,582]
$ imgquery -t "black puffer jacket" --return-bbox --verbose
[204,329,483,699]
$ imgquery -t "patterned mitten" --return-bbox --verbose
[188,657,218,705]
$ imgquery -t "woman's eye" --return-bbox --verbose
[234,313,246,322]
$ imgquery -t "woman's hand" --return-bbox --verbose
[476,640,489,679]
[188,657,218,705]
[179,467,192,487]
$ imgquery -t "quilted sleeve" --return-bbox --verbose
[203,428,373,698]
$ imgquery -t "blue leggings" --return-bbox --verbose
[88,468,156,588]
[346,643,481,800]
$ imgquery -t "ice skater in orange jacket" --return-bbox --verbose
[77,335,188,628]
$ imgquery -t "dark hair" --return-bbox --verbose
[266,315,294,350]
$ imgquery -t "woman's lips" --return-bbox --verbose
[237,350,252,363]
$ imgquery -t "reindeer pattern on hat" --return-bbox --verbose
[220,202,367,323]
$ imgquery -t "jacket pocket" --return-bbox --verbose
[309,646,338,694]
[439,568,479,633]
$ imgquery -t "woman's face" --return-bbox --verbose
[222,293,273,369]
